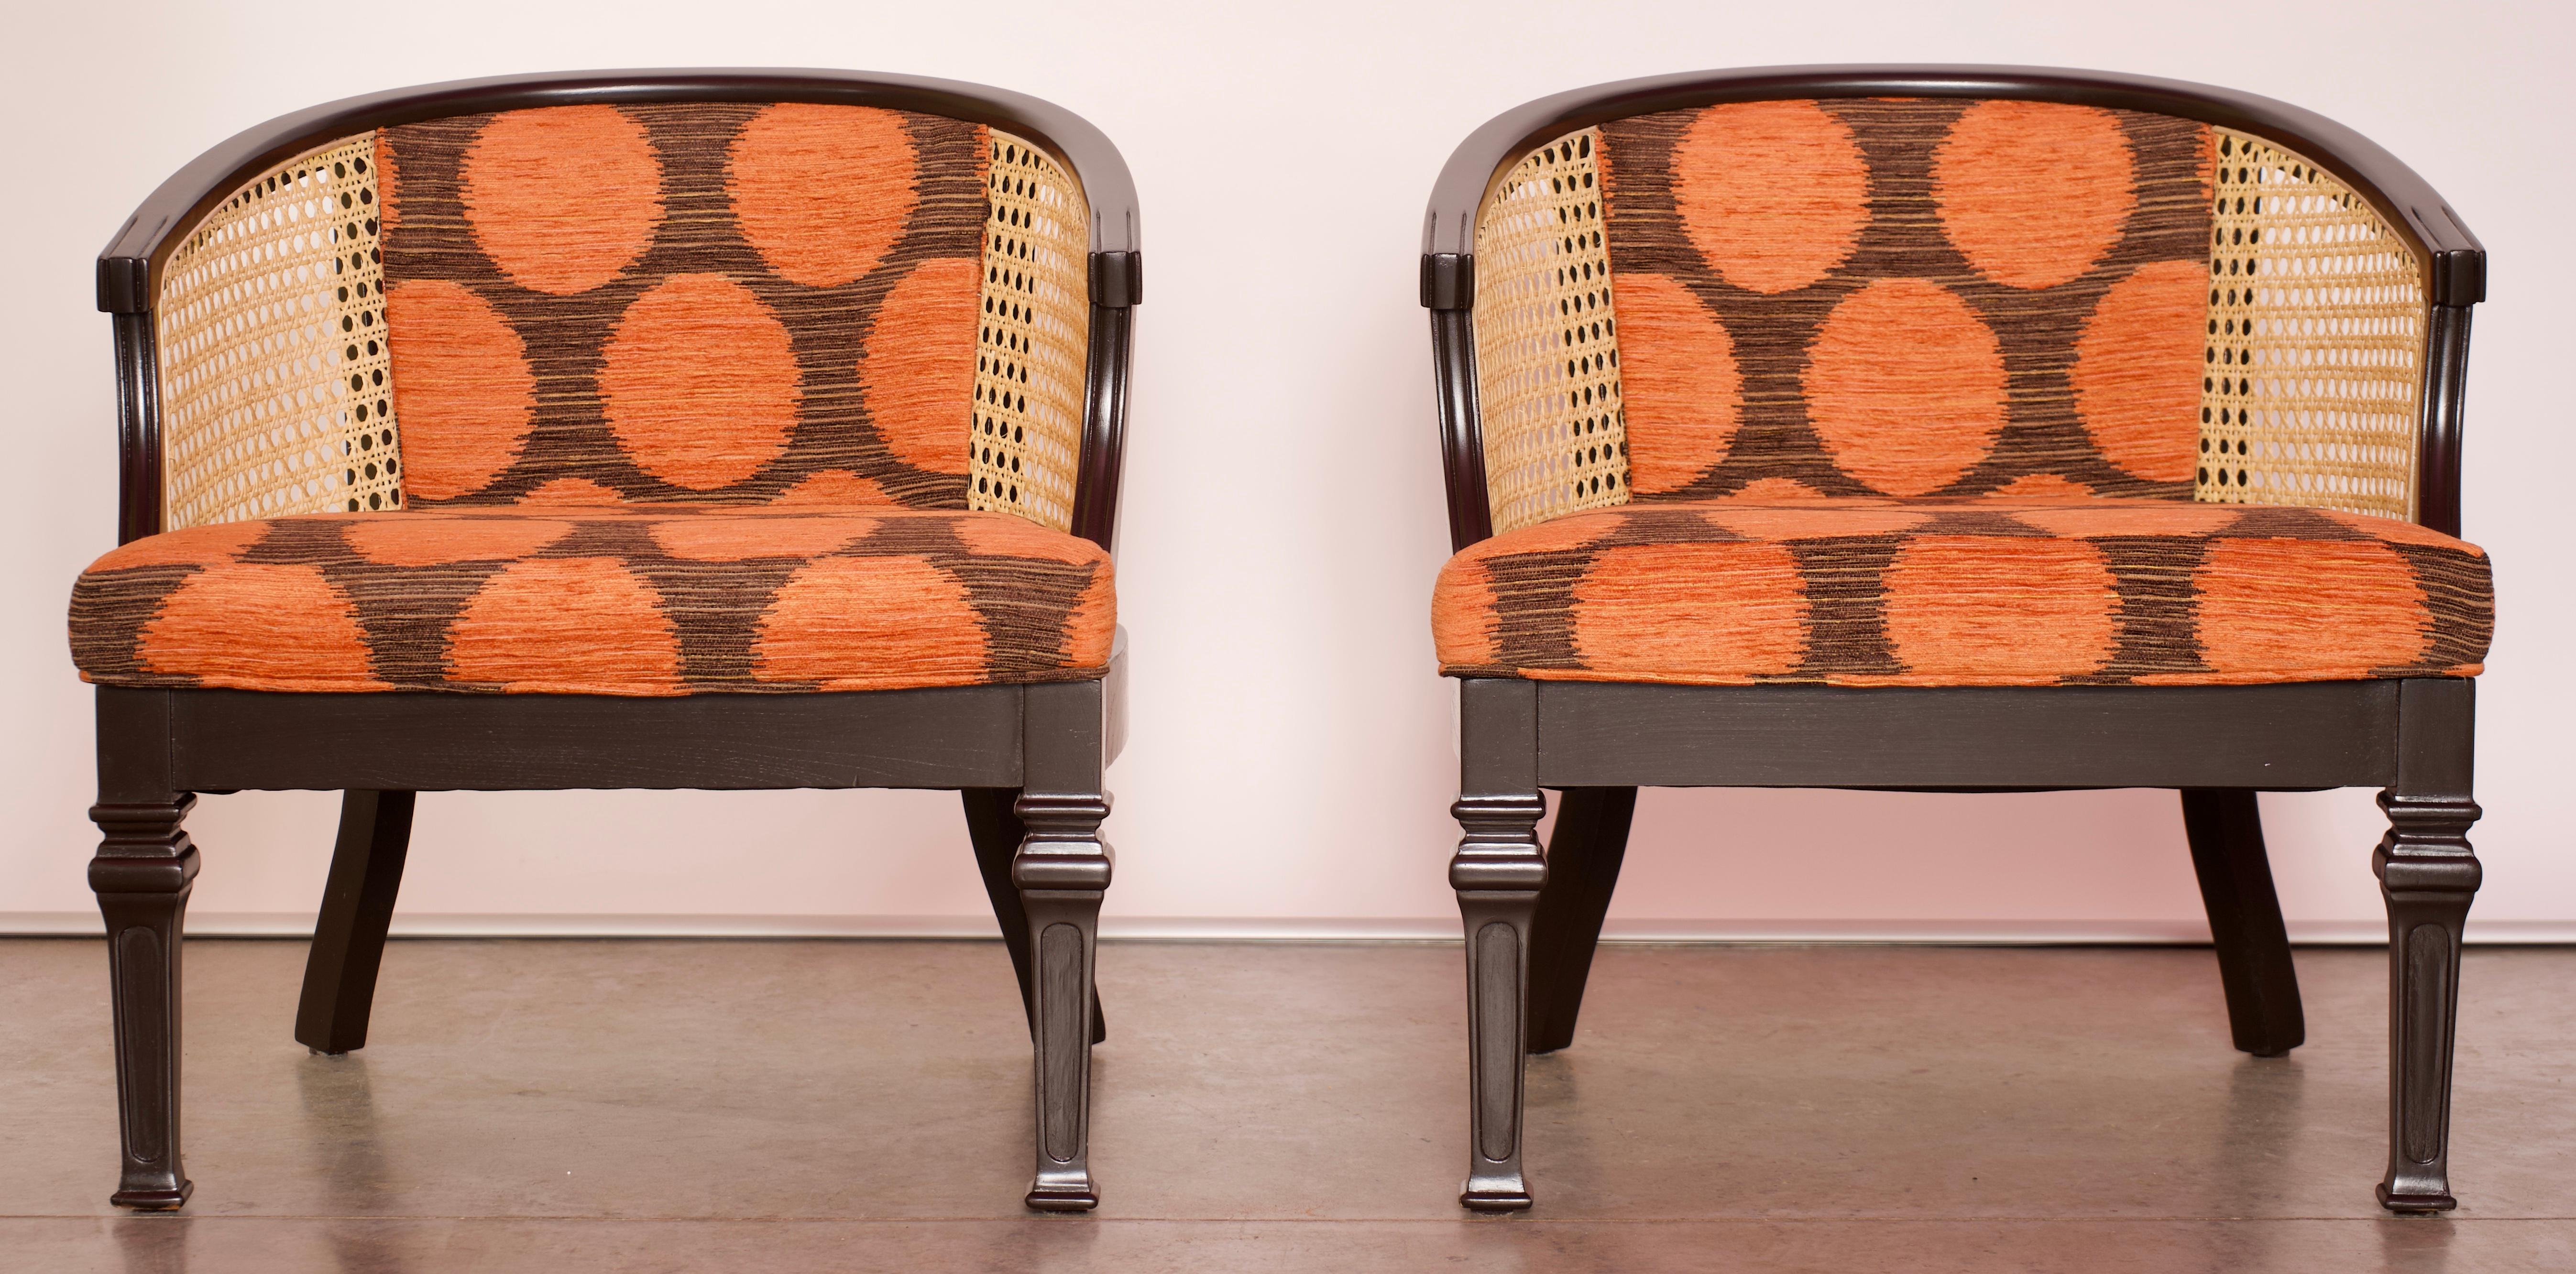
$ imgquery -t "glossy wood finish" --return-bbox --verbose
[965,788,1107,1046]
[2376,677,2481,1212]
[1451,678,1546,1211]
[1425,71,2488,1214]
[88,688,196,1209]
[1012,680,1113,1211]
[87,69,1140,1201]
[1525,787,1636,1055]
[294,791,416,1055]
[2181,790,2305,1057]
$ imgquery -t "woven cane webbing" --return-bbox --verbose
[2197,130,2425,519]
[967,130,1089,532]
[1473,128,1629,534]
[155,133,402,529]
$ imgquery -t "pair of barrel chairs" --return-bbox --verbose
[69,67,2492,1216]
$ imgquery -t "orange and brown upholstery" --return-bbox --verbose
[1444,97,2492,686]
[71,507,1110,696]
[75,99,1107,695]
[1435,497,2488,686]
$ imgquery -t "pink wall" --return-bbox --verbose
[3,0,2565,940]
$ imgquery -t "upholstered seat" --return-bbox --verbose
[71,505,1111,696]
[1434,497,2489,686]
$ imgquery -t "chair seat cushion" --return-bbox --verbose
[1433,499,2491,686]
[71,507,1112,696]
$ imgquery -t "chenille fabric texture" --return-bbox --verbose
[1435,98,2495,687]
[70,508,1111,696]
[373,102,990,509]
[1432,499,2490,686]
[1600,98,2218,500]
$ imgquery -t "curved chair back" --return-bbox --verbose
[99,70,1141,549]
[1421,66,2483,544]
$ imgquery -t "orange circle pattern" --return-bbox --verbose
[460,106,665,295]
[1673,101,1871,294]
[1803,279,2008,496]
[729,104,919,288]
[1615,272,1742,493]
[1427,501,2491,687]
[599,274,802,490]
[1881,536,2117,681]
[72,509,1115,696]
[1602,98,2215,500]
[377,103,991,509]
[1933,101,2135,290]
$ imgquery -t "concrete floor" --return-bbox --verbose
[1,939,2571,1272]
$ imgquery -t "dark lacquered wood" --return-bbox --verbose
[1535,681,2398,791]
[294,791,417,1055]
[965,788,1107,1045]
[2181,790,2305,1057]
[2376,677,2480,1212]
[1525,787,1636,1055]
[88,72,1137,1215]
[145,686,1026,792]
[88,689,196,1208]
[1451,678,1545,1211]
[1013,679,1112,1211]
[1424,67,2488,1219]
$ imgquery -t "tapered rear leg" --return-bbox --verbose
[966,789,1105,1045]
[2180,789,2304,1056]
[295,791,415,1055]
[1525,786,1636,1055]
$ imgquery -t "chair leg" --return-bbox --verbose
[1454,678,1545,1211]
[1014,681,1112,1212]
[1525,786,1636,1055]
[2375,678,2481,1214]
[2179,789,2304,1056]
[965,788,1105,1045]
[90,793,199,1210]
[296,791,416,1055]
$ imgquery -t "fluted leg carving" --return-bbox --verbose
[1015,679,1110,1212]
[90,795,198,1209]
[1453,678,1544,1211]
[2376,678,2480,1213]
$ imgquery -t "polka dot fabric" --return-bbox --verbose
[69,508,1112,696]
[1432,499,2489,686]
[1599,99,2216,501]
[374,103,990,509]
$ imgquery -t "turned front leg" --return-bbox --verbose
[2376,678,2481,1213]
[1014,678,1111,1213]
[1454,794,1545,1211]
[1453,677,1545,1211]
[90,795,199,1209]
[1014,793,1109,1212]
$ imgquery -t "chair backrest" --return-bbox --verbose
[1433,70,2479,540]
[109,73,1140,544]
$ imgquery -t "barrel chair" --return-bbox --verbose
[70,69,1140,1212]
[1420,66,2493,1212]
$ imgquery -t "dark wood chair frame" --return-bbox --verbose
[1419,65,2487,1214]
[87,69,1142,1214]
